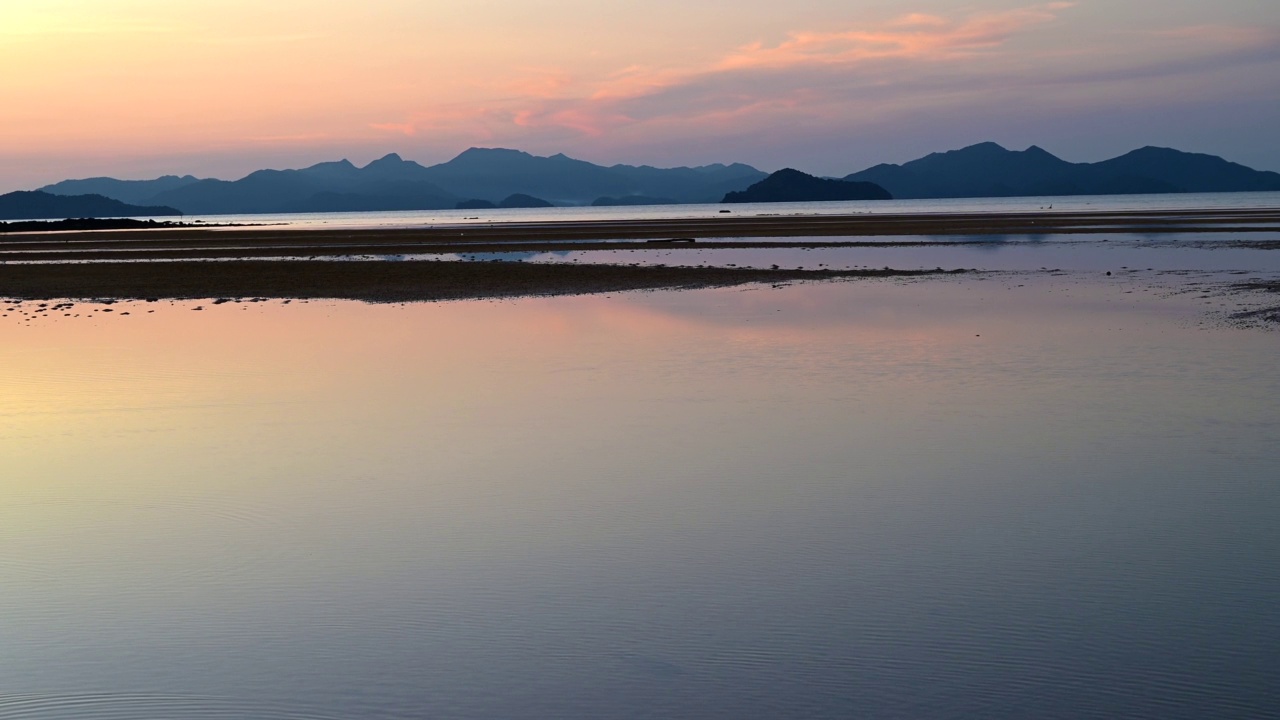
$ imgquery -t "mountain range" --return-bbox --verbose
[844,143,1280,199]
[40,149,767,215]
[27,143,1280,217]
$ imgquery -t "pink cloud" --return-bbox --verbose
[483,4,1076,139]
[715,2,1075,70]
[514,105,632,136]
[368,1,1277,151]
[888,14,949,29]
[371,4,1077,141]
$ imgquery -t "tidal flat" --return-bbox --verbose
[3,208,1280,719]
[1,207,1279,309]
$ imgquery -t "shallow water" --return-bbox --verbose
[3,279,1280,719]
[454,232,1280,274]
[247,230,1280,281]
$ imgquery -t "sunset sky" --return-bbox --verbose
[2,0,1278,190]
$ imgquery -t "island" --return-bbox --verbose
[723,169,891,203]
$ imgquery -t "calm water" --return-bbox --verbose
[429,231,1280,274]
[3,276,1279,719]
[175,191,1280,230]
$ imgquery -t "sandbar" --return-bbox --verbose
[0,261,969,302]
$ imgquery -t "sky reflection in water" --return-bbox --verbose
[2,279,1279,719]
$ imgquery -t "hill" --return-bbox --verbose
[844,143,1280,199]
[1086,147,1280,194]
[0,191,181,221]
[456,194,555,209]
[723,169,891,203]
[422,149,625,203]
[498,193,554,208]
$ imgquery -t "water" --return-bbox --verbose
[431,231,1280,274]
[170,191,1280,230]
[3,275,1280,719]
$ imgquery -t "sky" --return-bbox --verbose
[2,0,1278,190]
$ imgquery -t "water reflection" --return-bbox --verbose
[3,280,1279,719]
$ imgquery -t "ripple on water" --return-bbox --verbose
[0,695,344,720]
[0,495,298,590]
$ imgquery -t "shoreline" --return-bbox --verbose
[3,208,1278,248]
[0,218,246,234]
[1,208,1276,306]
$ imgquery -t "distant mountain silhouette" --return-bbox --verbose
[456,199,497,210]
[38,150,765,215]
[415,149,763,204]
[423,148,626,203]
[0,190,181,221]
[31,144,1279,216]
[41,175,202,205]
[144,154,456,214]
[607,162,766,203]
[844,142,1280,199]
[723,169,891,203]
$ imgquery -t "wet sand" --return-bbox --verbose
[3,207,1279,256]
[0,261,969,302]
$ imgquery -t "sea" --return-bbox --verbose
[172,191,1280,230]
[3,192,1280,719]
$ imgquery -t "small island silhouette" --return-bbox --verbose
[0,190,181,222]
[723,169,892,203]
